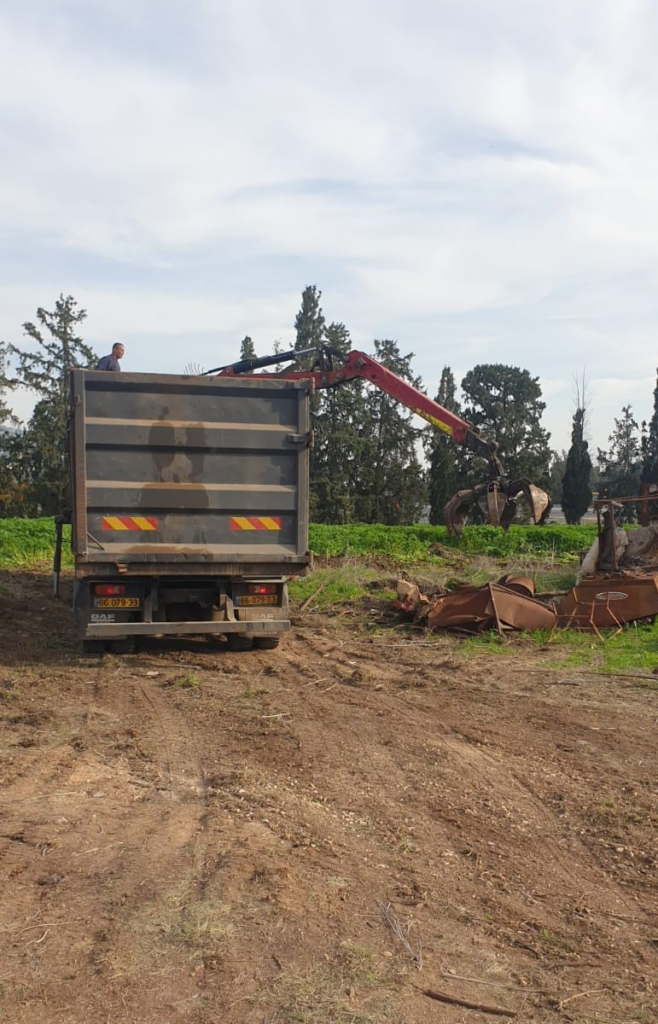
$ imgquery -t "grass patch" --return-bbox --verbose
[266,942,395,1023]
[460,622,658,675]
[544,623,658,675]
[290,567,379,609]
[164,671,202,691]
[134,887,233,959]
[0,517,73,568]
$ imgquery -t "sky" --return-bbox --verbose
[1,0,657,454]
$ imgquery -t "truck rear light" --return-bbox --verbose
[94,584,127,596]
[248,584,276,595]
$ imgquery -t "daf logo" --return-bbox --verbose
[91,613,116,621]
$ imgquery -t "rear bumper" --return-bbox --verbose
[85,619,289,638]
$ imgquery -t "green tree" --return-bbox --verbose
[597,405,641,521]
[0,343,15,426]
[294,285,325,368]
[309,321,370,523]
[548,450,567,505]
[424,367,461,525]
[239,335,256,360]
[352,340,427,524]
[0,343,24,515]
[641,367,658,485]
[561,407,592,524]
[459,364,552,487]
[7,295,96,515]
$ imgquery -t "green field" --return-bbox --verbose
[0,517,75,568]
[0,517,599,568]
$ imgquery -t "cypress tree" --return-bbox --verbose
[561,408,592,524]
[641,367,658,485]
[424,367,461,525]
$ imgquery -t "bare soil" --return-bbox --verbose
[0,570,657,1023]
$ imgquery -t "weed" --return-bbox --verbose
[539,928,575,953]
[290,567,370,609]
[265,947,395,1024]
[545,622,658,674]
[165,671,201,691]
[135,888,232,960]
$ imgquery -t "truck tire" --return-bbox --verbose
[108,637,136,655]
[227,634,254,652]
[82,639,105,656]
[254,636,280,650]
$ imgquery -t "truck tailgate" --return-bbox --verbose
[70,370,311,567]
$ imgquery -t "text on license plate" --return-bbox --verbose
[95,597,141,608]
[237,594,278,606]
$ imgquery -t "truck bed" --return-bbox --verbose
[70,370,312,576]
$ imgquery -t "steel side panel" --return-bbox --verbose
[70,370,311,565]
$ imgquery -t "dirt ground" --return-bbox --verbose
[0,570,657,1024]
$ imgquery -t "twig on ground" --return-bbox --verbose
[377,900,423,969]
[436,973,545,993]
[423,987,516,1017]
[558,988,605,1009]
[298,585,325,614]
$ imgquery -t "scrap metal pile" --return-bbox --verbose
[395,503,658,638]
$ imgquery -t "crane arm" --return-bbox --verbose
[215,344,551,534]
[217,348,504,477]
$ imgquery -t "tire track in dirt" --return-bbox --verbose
[0,662,234,1024]
[2,585,657,1023]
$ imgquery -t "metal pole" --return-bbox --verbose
[640,483,650,527]
[53,516,64,598]
[607,500,618,572]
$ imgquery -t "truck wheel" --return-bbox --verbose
[82,639,105,656]
[254,636,280,650]
[108,637,136,655]
[227,634,254,652]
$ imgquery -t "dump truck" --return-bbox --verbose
[68,369,312,653]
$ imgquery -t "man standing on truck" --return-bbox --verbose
[95,343,124,371]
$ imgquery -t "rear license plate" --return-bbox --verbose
[95,598,140,609]
[237,595,278,606]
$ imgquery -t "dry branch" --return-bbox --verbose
[298,584,325,614]
[376,900,423,969]
[423,987,517,1017]
[558,988,605,1009]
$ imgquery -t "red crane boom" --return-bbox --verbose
[215,345,551,534]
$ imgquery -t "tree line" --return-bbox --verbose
[1,289,657,523]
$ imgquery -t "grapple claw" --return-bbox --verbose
[508,480,552,527]
[444,479,552,536]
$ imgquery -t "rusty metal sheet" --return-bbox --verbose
[558,574,658,630]
[496,575,535,597]
[427,582,557,634]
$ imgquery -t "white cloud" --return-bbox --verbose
[1,0,658,451]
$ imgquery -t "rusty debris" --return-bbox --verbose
[395,570,658,636]
[396,576,558,636]
[395,493,658,637]
[558,572,658,634]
